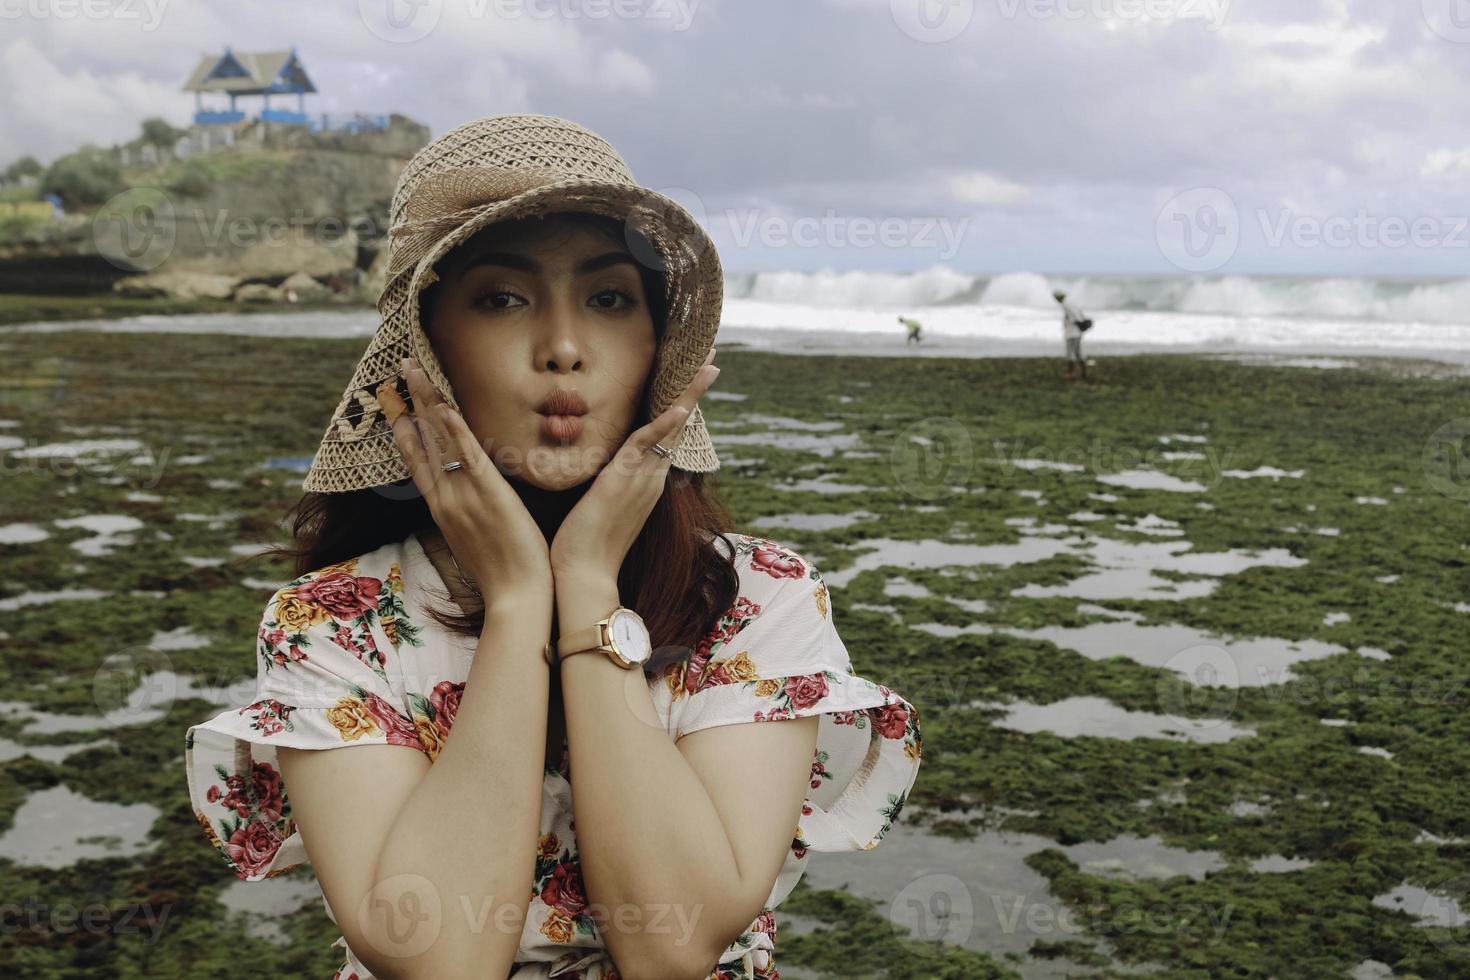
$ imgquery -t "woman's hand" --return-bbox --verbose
[378,356,554,609]
[549,348,721,587]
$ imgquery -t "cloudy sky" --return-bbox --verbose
[4,0,1469,276]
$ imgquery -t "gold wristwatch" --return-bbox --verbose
[543,606,652,669]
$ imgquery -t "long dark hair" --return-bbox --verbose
[245,211,741,661]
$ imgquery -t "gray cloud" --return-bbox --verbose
[3,0,1467,273]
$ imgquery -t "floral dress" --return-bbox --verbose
[184,530,923,979]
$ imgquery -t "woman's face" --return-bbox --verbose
[421,212,660,491]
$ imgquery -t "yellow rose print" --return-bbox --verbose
[327,698,380,741]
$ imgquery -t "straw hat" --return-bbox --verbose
[301,113,723,494]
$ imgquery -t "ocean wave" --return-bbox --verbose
[723,269,1470,326]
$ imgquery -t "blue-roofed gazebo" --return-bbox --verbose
[181,46,317,127]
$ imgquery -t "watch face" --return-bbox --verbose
[610,609,651,664]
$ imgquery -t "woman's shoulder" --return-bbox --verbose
[717,530,826,586]
[255,534,424,671]
[273,535,409,603]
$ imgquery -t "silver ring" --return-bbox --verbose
[650,443,672,458]
[441,460,464,472]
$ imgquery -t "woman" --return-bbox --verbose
[184,114,923,980]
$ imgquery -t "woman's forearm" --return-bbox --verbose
[368,595,554,979]
[555,575,743,979]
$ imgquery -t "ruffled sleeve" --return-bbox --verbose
[184,562,431,881]
[667,536,922,853]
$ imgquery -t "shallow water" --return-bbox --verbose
[1372,884,1467,929]
[769,475,875,495]
[1012,536,1308,603]
[0,786,159,869]
[1095,469,1208,493]
[53,514,144,557]
[218,875,326,946]
[0,522,48,544]
[970,695,1256,743]
[1002,612,1345,687]
[749,510,876,531]
[822,536,1076,588]
[799,816,1234,977]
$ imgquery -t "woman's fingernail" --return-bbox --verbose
[377,384,403,421]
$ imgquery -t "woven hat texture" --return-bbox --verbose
[301,113,722,494]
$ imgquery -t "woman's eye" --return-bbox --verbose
[590,289,637,311]
[476,290,525,311]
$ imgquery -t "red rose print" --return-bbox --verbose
[750,545,806,580]
[784,672,829,710]
[874,703,910,740]
[226,820,282,878]
[810,755,831,790]
[361,693,420,747]
[430,680,463,733]
[540,861,588,916]
[295,571,382,621]
[217,774,248,817]
[215,768,282,821]
[251,762,285,823]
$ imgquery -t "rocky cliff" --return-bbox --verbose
[0,113,428,305]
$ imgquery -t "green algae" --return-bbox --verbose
[1,328,1467,977]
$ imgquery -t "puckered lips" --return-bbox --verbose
[536,388,588,442]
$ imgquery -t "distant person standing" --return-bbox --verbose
[898,315,923,345]
[1053,289,1091,381]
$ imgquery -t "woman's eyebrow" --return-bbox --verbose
[459,251,638,275]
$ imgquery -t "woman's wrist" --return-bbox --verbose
[481,587,553,635]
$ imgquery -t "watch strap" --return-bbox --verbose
[545,619,610,667]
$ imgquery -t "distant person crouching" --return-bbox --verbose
[898,315,923,345]
[1053,289,1093,381]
